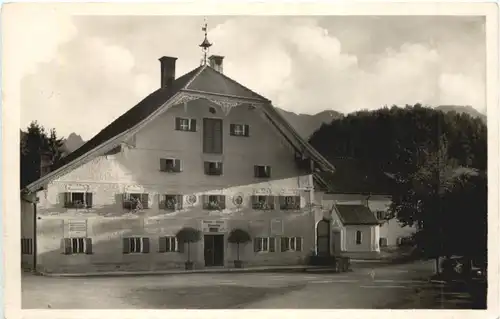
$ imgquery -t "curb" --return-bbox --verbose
[36,266,340,278]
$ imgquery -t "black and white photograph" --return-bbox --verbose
[2,2,498,318]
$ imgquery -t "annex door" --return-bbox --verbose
[204,235,224,267]
[316,219,331,257]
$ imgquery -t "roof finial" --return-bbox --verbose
[199,17,212,66]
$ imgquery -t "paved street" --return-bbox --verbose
[22,260,485,309]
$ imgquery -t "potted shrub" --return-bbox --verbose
[228,228,251,268]
[176,227,202,270]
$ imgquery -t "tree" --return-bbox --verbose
[20,121,65,189]
[228,228,251,267]
[176,227,202,269]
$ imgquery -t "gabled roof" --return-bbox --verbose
[25,63,335,192]
[335,204,379,225]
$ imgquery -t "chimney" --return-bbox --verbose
[208,55,224,73]
[159,56,177,88]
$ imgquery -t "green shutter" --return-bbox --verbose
[142,238,150,253]
[175,118,181,130]
[85,193,93,208]
[160,158,167,171]
[296,237,302,252]
[85,238,93,254]
[266,166,271,178]
[254,165,259,177]
[63,192,72,208]
[218,162,223,175]
[269,237,276,252]
[174,159,181,172]
[281,237,287,252]
[219,195,226,209]
[204,161,210,175]
[190,119,197,132]
[244,124,250,137]
[123,238,130,254]
[142,193,149,209]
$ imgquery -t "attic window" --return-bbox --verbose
[254,165,271,178]
[175,118,197,132]
[204,161,223,176]
[63,192,93,209]
[160,158,181,173]
[230,124,249,137]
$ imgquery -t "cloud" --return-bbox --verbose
[16,14,486,139]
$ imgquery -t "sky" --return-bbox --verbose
[13,10,486,140]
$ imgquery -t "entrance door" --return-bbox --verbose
[204,235,224,267]
[317,219,331,257]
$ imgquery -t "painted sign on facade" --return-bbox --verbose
[201,220,228,233]
[67,219,87,237]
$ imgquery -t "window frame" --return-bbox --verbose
[279,195,301,210]
[160,158,182,173]
[64,191,93,209]
[203,195,226,210]
[355,230,362,245]
[254,237,276,253]
[280,236,303,252]
[62,237,92,255]
[254,165,271,178]
[123,193,149,210]
[230,123,250,137]
[159,236,179,253]
[176,118,196,132]
[252,195,275,210]
[21,238,33,255]
[123,237,150,254]
[160,194,183,211]
[204,161,223,176]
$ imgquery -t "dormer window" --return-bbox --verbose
[230,124,249,137]
[160,158,181,173]
[204,161,223,176]
[254,165,271,178]
[175,118,197,132]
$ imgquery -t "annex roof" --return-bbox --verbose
[335,204,380,226]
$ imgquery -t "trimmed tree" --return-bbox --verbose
[176,227,202,270]
[228,228,252,268]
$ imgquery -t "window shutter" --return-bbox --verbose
[190,119,197,132]
[159,237,166,253]
[219,195,226,209]
[142,193,149,209]
[202,195,209,209]
[295,196,301,209]
[63,192,71,208]
[279,196,286,209]
[268,196,275,209]
[204,162,210,175]
[85,238,93,254]
[254,238,260,252]
[280,237,287,252]
[142,238,150,253]
[266,166,271,177]
[244,124,250,137]
[296,237,302,251]
[176,195,183,209]
[123,238,130,254]
[203,119,214,153]
[61,238,71,254]
[175,118,181,130]
[122,193,129,209]
[213,119,223,153]
[218,162,223,175]
[269,237,276,252]
[85,193,93,208]
[254,165,259,177]
[174,159,181,172]
[230,124,235,135]
[160,159,167,171]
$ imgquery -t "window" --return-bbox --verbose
[376,211,387,220]
[123,193,149,210]
[254,165,271,178]
[175,118,197,132]
[356,231,362,245]
[203,195,226,210]
[123,237,150,254]
[279,196,301,210]
[254,237,276,253]
[63,192,93,209]
[230,124,249,137]
[62,237,92,255]
[280,237,303,252]
[252,195,275,210]
[203,118,223,154]
[21,238,33,255]
[204,161,223,176]
[159,236,179,253]
[160,158,181,173]
[379,237,388,247]
[160,194,183,211]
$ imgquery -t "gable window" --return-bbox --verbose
[123,237,150,254]
[203,195,226,210]
[279,196,301,210]
[63,192,93,209]
[254,165,271,178]
[230,124,249,137]
[21,238,33,255]
[254,237,276,253]
[160,158,182,173]
[159,236,179,253]
[203,118,223,154]
[204,161,223,176]
[62,238,93,255]
[280,237,303,252]
[160,194,183,211]
[175,118,197,132]
[123,193,149,210]
[355,231,362,245]
[252,195,275,210]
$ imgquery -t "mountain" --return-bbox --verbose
[276,108,343,139]
[60,133,85,156]
[436,105,486,122]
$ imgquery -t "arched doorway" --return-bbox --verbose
[316,219,330,257]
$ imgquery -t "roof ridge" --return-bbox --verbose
[182,64,208,89]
